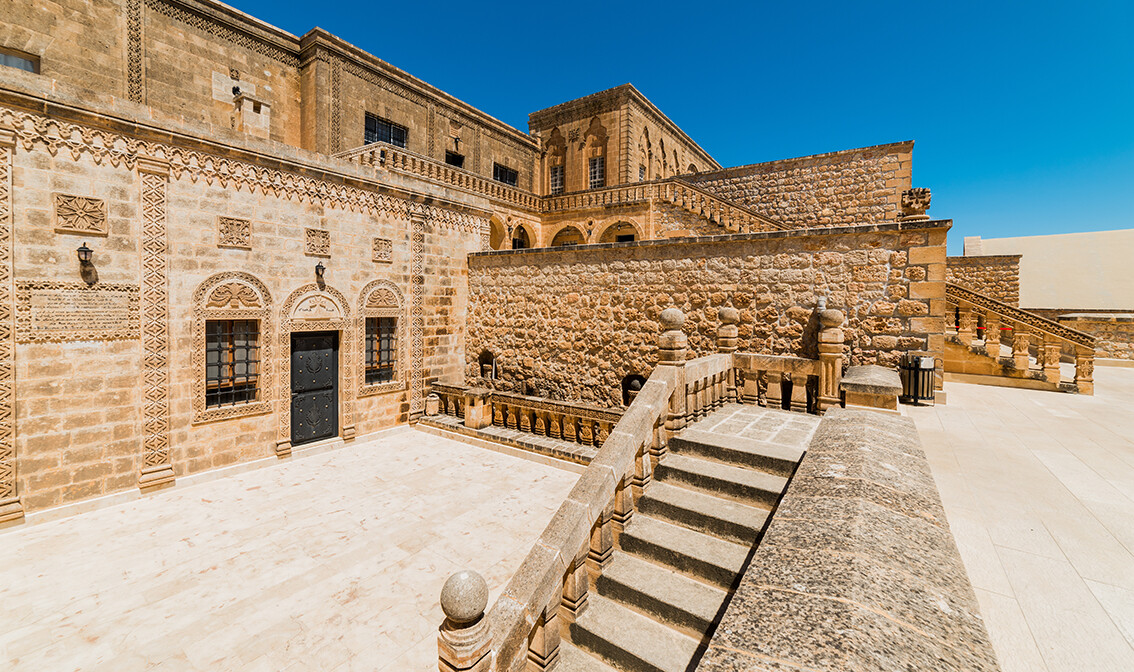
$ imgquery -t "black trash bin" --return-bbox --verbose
[899,354,936,405]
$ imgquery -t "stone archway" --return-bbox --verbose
[511,223,534,250]
[597,220,641,244]
[489,217,507,250]
[550,225,586,247]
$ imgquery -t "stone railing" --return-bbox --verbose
[729,305,845,414]
[335,142,542,211]
[436,307,738,672]
[541,178,786,233]
[946,282,1095,394]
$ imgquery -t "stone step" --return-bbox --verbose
[558,640,619,672]
[571,594,700,672]
[638,481,771,544]
[619,514,749,588]
[655,453,789,508]
[597,553,728,635]
[669,428,803,478]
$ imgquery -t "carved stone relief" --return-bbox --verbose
[305,228,330,256]
[0,127,20,522]
[15,281,139,342]
[372,237,392,263]
[358,279,406,397]
[54,194,108,236]
[217,216,251,249]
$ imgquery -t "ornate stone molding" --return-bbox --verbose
[410,216,425,415]
[191,272,273,424]
[15,281,140,343]
[127,0,145,104]
[358,279,407,397]
[0,126,22,523]
[899,187,932,221]
[217,216,251,249]
[54,193,108,236]
[372,237,392,263]
[137,156,174,490]
[143,0,299,67]
[945,282,1095,347]
[0,105,484,234]
[277,283,355,456]
[305,228,330,256]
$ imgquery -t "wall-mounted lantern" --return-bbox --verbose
[314,261,325,280]
[77,242,97,285]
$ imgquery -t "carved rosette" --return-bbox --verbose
[372,237,392,263]
[137,156,174,490]
[54,194,108,235]
[305,228,330,256]
[0,126,22,522]
[277,283,354,456]
[217,216,251,249]
[192,272,273,424]
[358,279,407,397]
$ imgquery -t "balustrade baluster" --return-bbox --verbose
[560,551,589,623]
[527,605,561,671]
[1012,329,1031,370]
[766,371,783,409]
[1042,336,1063,383]
[985,314,1002,354]
[1075,348,1094,395]
[506,404,518,429]
[587,500,614,576]
[957,306,975,346]
[612,477,634,533]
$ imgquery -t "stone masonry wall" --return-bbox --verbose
[466,221,948,408]
[946,255,1020,306]
[686,142,913,228]
[1058,315,1134,360]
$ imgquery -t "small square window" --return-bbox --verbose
[445,151,465,168]
[639,165,646,182]
[589,157,605,190]
[0,48,38,74]
[493,163,518,186]
[365,113,407,148]
[549,165,564,195]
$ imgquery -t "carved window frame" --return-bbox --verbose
[192,272,273,424]
[358,279,407,397]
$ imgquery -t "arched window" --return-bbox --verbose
[550,226,586,247]
[192,272,273,423]
[546,127,567,195]
[512,225,531,250]
[599,221,639,244]
[359,280,406,396]
[478,350,497,379]
[621,374,647,406]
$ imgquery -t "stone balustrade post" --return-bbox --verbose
[766,371,783,409]
[1012,329,1031,370]
[740,369,760,405]
[438,571,491,672]
[527,605,561,671]
[462,388,492,430]
[717,307,739,402]
[957,306,975,346]
[1042,337,1063,383]
[587,499,614,577]
[984,314,1002,353]
[425,393,441,416]
[650,419,667,465]
[789,374,808,413]
[1075,348,1094,396]
[817,307,845,413]
[613,476,635,533]
[631,441,652,499]
[560,550,590,623]
[657,307,688,435]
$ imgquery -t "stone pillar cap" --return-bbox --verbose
[441,570,488,624]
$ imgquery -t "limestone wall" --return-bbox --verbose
[685,142,913,227]
[1058,314,1134,360]
[466,221,948,407]
[946,255,1021,306]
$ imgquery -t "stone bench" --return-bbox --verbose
[839,364,903,413]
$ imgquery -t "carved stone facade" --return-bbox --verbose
[53,194,108,236]
[217,217,251,249]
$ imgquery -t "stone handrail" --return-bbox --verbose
[335,142,542,211]
[437,307,737,672]
[946,282,1095,394]
[488,391,621,447]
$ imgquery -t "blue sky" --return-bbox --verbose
[235,0,1132,254]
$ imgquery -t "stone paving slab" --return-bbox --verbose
[0,426,578,671]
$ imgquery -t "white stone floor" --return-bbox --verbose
[909,366,1134,672]
[0,426,578,671]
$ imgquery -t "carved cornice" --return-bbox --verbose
[946,282,1095,347]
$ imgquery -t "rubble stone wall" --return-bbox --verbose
[467,221,948,407]
[685,142,913,228]
[1058,315,1134,360]
[946,255,1021,306]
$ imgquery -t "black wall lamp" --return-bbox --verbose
[314,261,325,280]
[77,242,97,285]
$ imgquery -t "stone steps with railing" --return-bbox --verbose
[945,282,1095,394]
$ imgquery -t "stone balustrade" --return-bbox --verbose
[946,282,1095,394]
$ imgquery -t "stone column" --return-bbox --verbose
[137,156,175,492]
[0,126,22,524]
[462,388,492,430]
[438,570,491,672]
[657,307,687,435]
[817,308,845,414]
[717,307,738,403]
[957,305,975,347]
[1042,338,1062,383]
[1012,329,1031,370]
[765,371,783,409]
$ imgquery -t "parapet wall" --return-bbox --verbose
[1058,314,1134,360]
[466,220,948,407]
[698,408,1001,672]
[686,141,913,228]
[946,254,1021,306]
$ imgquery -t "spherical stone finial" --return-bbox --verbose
[659,307,685,331]
[441,570,488,624]
[819,308,845,328]
[718,306,740,325]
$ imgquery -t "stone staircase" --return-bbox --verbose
[564,404,819,672]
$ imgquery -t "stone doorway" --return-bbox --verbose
[290,331,340,446]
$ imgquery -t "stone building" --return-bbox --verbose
[11,0,1100,529]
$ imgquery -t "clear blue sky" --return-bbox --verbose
[234,0,1132,254]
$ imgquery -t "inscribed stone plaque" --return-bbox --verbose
[16,281,140,342]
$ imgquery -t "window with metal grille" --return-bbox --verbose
[549,165,564,195]
[205,319,260,408]
[493,163,518,186]
[639,165,646,182]
[365,317,397,384]
[0,48,38,73]
[445,151,465,168]
[589,157,605,189]
[364,113,407,148]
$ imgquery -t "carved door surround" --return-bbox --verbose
[277,283,354,457]
[358,279,407,397]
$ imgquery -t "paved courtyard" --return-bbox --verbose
[0,426,578,671]
[910,367,1134,672]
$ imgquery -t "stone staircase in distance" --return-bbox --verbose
[566,402,820,672]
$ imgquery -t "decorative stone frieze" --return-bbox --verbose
[54,194,108,236]
[0,125,21,523]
